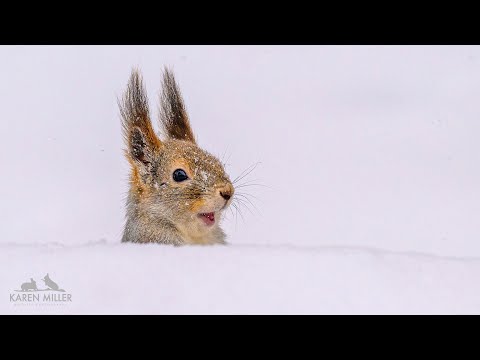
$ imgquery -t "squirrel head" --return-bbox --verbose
[119,68,234,242]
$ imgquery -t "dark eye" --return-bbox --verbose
[173,169,189,182]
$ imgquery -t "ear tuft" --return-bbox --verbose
[119,69,162,166]
[159,67,196,143]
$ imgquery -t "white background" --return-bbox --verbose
[1,45,480,256]
[3,45,480,314]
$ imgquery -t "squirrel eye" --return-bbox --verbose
[173,169,189,182]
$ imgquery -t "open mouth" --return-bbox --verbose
[198,212,215,226]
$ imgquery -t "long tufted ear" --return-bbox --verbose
[119,69,162,167]
[158,67,196,143]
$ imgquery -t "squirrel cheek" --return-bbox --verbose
[187,199,205,213]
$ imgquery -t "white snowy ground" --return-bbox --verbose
[2,241,480,314]
[2,46,480,314]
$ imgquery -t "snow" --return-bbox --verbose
[1,45,480,313]
[2,242,480,314]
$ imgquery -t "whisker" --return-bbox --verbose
[232,201,245,223]
[223,152,232,168]
[235,183,271,190]
[235,191,261,202]
[235,194,261,215]
[231,202,238,230]
[232,162,261,184]
[220,145,231,167]
[234,178,263,186]
[233,197,256,217]
[228,206,235,221]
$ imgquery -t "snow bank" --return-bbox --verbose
[2,242,480,314]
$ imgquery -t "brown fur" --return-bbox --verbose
[159,68,196,143]
[119,68,234,245]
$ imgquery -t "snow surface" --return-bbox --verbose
[1,45,480,314]
[3,241,480,314]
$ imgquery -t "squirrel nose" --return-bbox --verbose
[220,191,231,201]
[219,183,234,201]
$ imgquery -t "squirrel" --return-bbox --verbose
[119,68,234,245]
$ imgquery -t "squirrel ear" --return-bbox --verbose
[120,69,162,166]
[130,127,153,165]
[159,67,196,143]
